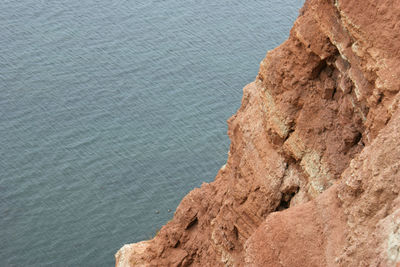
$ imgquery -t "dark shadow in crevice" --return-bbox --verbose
[185,217,198,230]
[276,187,299,211]
[233,226,239,240]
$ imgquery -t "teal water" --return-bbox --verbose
[0,1,304,266]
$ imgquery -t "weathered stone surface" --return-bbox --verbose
[245,106,400,266]
[116,0,400,266]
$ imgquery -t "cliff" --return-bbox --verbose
[116,0,400,266]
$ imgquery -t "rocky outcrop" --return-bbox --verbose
[245,108,400,265]
[116,0,400,266]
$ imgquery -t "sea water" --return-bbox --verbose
[0,0,304,266]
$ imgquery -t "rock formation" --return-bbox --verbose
[116,0,400,265]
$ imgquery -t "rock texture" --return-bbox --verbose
[116,0,400,266]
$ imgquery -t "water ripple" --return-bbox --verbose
[0,0,304,266]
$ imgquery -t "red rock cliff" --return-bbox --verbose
[116,0,400,266]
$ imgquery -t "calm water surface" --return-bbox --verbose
[0,0,304,266]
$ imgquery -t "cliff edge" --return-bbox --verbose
[116,0,400,266]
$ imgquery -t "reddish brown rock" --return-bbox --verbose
[245,104,400,266]
[116,0,400,266]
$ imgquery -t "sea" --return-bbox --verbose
[0,0,304,266]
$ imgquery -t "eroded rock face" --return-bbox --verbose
[245,104,400,266]
[116,0,400,266]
